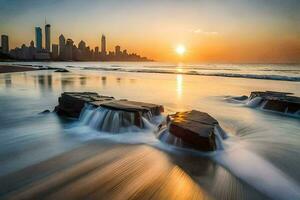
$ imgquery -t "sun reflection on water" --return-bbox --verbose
[176,74,183,99]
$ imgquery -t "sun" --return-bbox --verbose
[175,45,186,55]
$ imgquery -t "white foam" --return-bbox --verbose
[214,146,300,200]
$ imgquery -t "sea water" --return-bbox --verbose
[0,62,300,199]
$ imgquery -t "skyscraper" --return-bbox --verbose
[45,24,51,52]
[1,35,9,54]
[35,27,42,50]
[59,34,66,58]
[52,44,59,59]
[78,40,86,51]
[115,45,121,56]
[101,35,106,55]
[65,39,74,60]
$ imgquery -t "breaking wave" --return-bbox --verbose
[82,67,300,82]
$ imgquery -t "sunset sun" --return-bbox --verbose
[175,45,186,55]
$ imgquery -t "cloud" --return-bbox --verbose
[191,29,219,36]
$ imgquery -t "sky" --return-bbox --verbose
[0,0,300,63]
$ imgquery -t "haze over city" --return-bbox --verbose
[1,0,300,63]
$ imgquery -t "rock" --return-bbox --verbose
[157,110,221,151]
[54,69,69,72]
[232,95,248,101]
[97,100,164,116]
[55,92,114,118]
[39,109,51,114]
[54,92,164,128]
[248,91,300,115]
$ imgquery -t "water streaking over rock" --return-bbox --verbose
[55,92,164,130]
[227,91,300,117]
[79,105,161,133]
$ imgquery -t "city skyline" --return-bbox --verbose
[1,0,300,63]
[1,22,150,61]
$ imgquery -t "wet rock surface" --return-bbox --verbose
[55,92,115,118]
[158,110,220,151]
[55,92,164,128]
[39,109,51,114]
[249,91,300,115]
[54,69,70,73]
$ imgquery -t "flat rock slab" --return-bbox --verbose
[55,92,115,118]
[98,100,164,116]
[249,91,300,114]
[55,92,164,128]
[165,110,218,151]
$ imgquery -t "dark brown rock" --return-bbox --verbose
[158,110,219,151]
[54,68,70,72]
[54,92,164,128]
[249,91,300,115]
[55,92,114,118]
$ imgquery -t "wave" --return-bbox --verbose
[82,67,300,82]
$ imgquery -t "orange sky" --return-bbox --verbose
[1,0,300,63]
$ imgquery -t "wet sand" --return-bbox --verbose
[0,139,267,200]
[0,65,38,73]
[0,140,211,200]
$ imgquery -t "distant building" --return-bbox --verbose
[35,27,42,50]
[35,49,50,60]
[101,35,106,55]
[30,40,34,48]
[65,39,74,60]
[115,45,121,57]
[59,34,66,59]
[1,35,9,54]
[52,44,59,59]
[123,49,128,56]
[45,24,51,52]
[95,46,99,54]
[78,40,86,51]
[29,41,36,59]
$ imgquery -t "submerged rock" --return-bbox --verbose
[232,95,248,101]
[39,109,51,114]
[157,110,225,151]
[248,91,300,115]
[54,68,70,72]
[55,92,164,129]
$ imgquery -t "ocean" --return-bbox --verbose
[0,62,299,199]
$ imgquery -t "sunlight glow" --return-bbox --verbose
[175,45,186,55]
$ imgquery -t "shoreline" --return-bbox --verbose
[0,65,38,74]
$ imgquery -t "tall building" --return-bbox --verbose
[1,35,9,54]
[78,40,86,51]
[101,35,106,55]
[30,40,34,48]
[52,44,59,59]
[45,24,51,52]
[65,39,74,60]
[35,27,42,50]
[59,34,66,58]
[115,45,121,56]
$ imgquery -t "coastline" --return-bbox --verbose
[0,65,38,74]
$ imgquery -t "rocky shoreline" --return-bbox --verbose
[55,92,223,151]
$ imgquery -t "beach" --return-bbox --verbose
[0,62,299,200]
